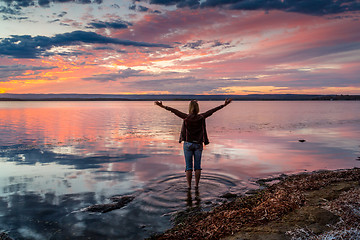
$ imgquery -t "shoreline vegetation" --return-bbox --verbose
[151,168,360,240]
[0,94,360,101]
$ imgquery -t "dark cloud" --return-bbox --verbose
[111,3,120,8]
[129,3,161,13]
[82,70,261,93]
[149,0,183,6]
[226,0,343,15]
[0,30,172,58]
[93,46,127,53]
[2,15,28,20]
[183,40,204,49]
[78,0,91,3]
[38,0,50,6]
[147,0,360,15]
[0,0,102,10]
[0,65,56,71]
[93,46,115,50]
[57,10,67,17]
[2,0,35,7]
[0,5,21,14]
[48,18,60,23]
[2,0,359,15]
[129,3,136,10]
[0,0,101,20]
[182,40,233,49]
[138,5,150,12]
[231,0,360,15]
[59,22,70,26]
[83,68,150,82]
[88,20,132,29]
[122,76,244,93]
[276,42,360,63]
[0,65,57,81]
[212,40,231,48]
[150,0,200,8]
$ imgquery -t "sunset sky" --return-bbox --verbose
[0,0,359,95]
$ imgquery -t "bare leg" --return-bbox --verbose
[195,169,201,188]
[186,170,192,189]
[186,188,192,207]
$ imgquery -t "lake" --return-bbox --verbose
[0,101,359,239]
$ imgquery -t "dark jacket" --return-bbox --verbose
[164,104,225,145]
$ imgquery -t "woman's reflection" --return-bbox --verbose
[186,188,201,208]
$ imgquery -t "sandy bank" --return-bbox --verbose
[151,168,360,240]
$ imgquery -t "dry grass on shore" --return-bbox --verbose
[152,168,360,240]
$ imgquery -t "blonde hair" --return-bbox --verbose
[188,100,199,114]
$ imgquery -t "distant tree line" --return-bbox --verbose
[312,95,360,101]
[0,94,359,101]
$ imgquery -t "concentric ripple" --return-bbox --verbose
[134,172,247,215]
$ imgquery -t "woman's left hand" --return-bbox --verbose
[154,101,163,107]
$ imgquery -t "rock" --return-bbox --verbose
[220,193,237,199]
[245,189,259,195]
[256,175,287,187]
[110,195,135,204]
[82,195,135,213]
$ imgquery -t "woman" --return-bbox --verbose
[154,99,232,189]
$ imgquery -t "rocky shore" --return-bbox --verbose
[152,168,360,240]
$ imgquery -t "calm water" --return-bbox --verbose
[0,101,359,239]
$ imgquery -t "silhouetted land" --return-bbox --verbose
[1,94,360,101]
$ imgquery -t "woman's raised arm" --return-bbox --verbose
[154,101,188,119]
[201,98,232,118]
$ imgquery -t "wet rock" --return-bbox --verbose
[256,174,287,187]
[245,189,259,195]
[0,232,14,240]
[220,193,237,199]
[173,207,203,225]
[110,195,135,203]
[82,195,135,213]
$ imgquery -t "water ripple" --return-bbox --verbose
[134,172,247,215]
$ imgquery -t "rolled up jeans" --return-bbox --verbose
[183,141,203,171]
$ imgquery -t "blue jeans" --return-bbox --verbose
[183,141,203,171]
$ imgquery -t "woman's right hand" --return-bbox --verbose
[224,98,232,106]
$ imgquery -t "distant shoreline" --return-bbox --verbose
[1,94,360,101]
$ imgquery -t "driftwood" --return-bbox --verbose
[82,195,135,213]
